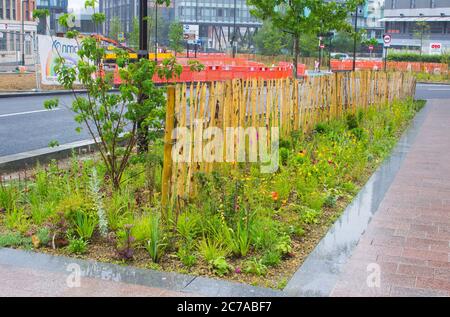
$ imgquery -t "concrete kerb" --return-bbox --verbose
[0,90,89,99]
[0,139,99,174]
[0,248,283,297]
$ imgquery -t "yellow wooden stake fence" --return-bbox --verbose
[160,71,416,212]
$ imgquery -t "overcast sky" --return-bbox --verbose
[68,0,94,10]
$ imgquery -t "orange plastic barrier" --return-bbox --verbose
[330,59,448,73]
[113,61,304,86]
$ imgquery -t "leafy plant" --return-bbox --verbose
[299,207,321,225]
[224,221,251,258]
[244,258,268,276]
[262,249,282,267]
[68,237,88,255]
[177,244,197,268]
[176,211,202,242]
[145,213,166,263]
[89,168,108,238]
[210,257,232,277]
[197,238,227,263]
[73,211,97,241]
[0,233,31,248]
[36,227,51,247]
[116,224,135,261]
[275,235,292,256]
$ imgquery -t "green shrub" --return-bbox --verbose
[0,233,31,248]
[73,211,97,241]
[68,237,88,254]
[244,258,268,276]
[145,213,166,263]
[177,244,197,268]
[198,238,227,262]
[177,211,202,242]
[36,227,51,246]
[210,256,232,276]
[262,250,282,267]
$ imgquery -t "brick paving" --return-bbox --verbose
[331,99,450,297]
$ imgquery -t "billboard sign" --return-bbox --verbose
[38,35,81,85]
[183,24,199,45]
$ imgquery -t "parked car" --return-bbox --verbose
[331,53,350,60]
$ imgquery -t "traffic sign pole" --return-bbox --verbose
[383,34,392,72]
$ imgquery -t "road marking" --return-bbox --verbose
[0,108,61,118]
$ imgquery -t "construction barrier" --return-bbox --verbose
[330,59,448,74]
[113,62,305,86]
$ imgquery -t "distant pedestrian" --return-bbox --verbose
[314,60,320,72]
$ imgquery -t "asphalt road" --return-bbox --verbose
[0,93,91,157]
[0,83,448,157]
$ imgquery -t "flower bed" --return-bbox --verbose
[0,99,424,289]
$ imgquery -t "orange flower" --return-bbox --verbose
[271,191,279,201]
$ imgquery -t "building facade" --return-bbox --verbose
[174,0,262,51]
[381,0,450,52]
[99,0,175,37]
[36,0,68,35]
[0,0,38,65]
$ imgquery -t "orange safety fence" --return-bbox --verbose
[113,62,306,86]
[330,59,448,73]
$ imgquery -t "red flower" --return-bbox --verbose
[271,192,279,201]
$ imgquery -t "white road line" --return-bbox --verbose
[0,108,61,118]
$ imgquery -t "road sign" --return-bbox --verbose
[430,42,442,55]
[383,34,391,47]
[183,24,199,45]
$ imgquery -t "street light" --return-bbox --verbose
[21,0,29,66]
[155,1,158,62]
[352,6,359,72]
[232,0,237,58]
[138,0,148,60]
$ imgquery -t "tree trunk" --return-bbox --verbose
[137,119,149,154]
[293,35,299,79]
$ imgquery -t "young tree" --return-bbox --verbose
[247,0,363,77]
[413,21,430,55]
[109,16,122,41]
[254,20,291,56]
[35,1,182,189]
[128,17,140,49]
[168,21,184,56]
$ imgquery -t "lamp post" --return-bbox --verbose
[155,1,158,62]
[21,0,29,66]
[352,6,358,72]
[232,0,237,58]
[138,0,148,60]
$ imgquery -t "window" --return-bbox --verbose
[6,0,10,19]
[410,0,416,8]
[431,0,436,8]
[12,0,16,20]
[9,32,15,51]
[391,0,397,9]
[0,32,6,51]
[0,0,3,19]
[25,33,32,55]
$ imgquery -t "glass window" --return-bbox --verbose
[0,32,6,51]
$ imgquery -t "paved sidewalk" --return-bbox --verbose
[331,99,450,297]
